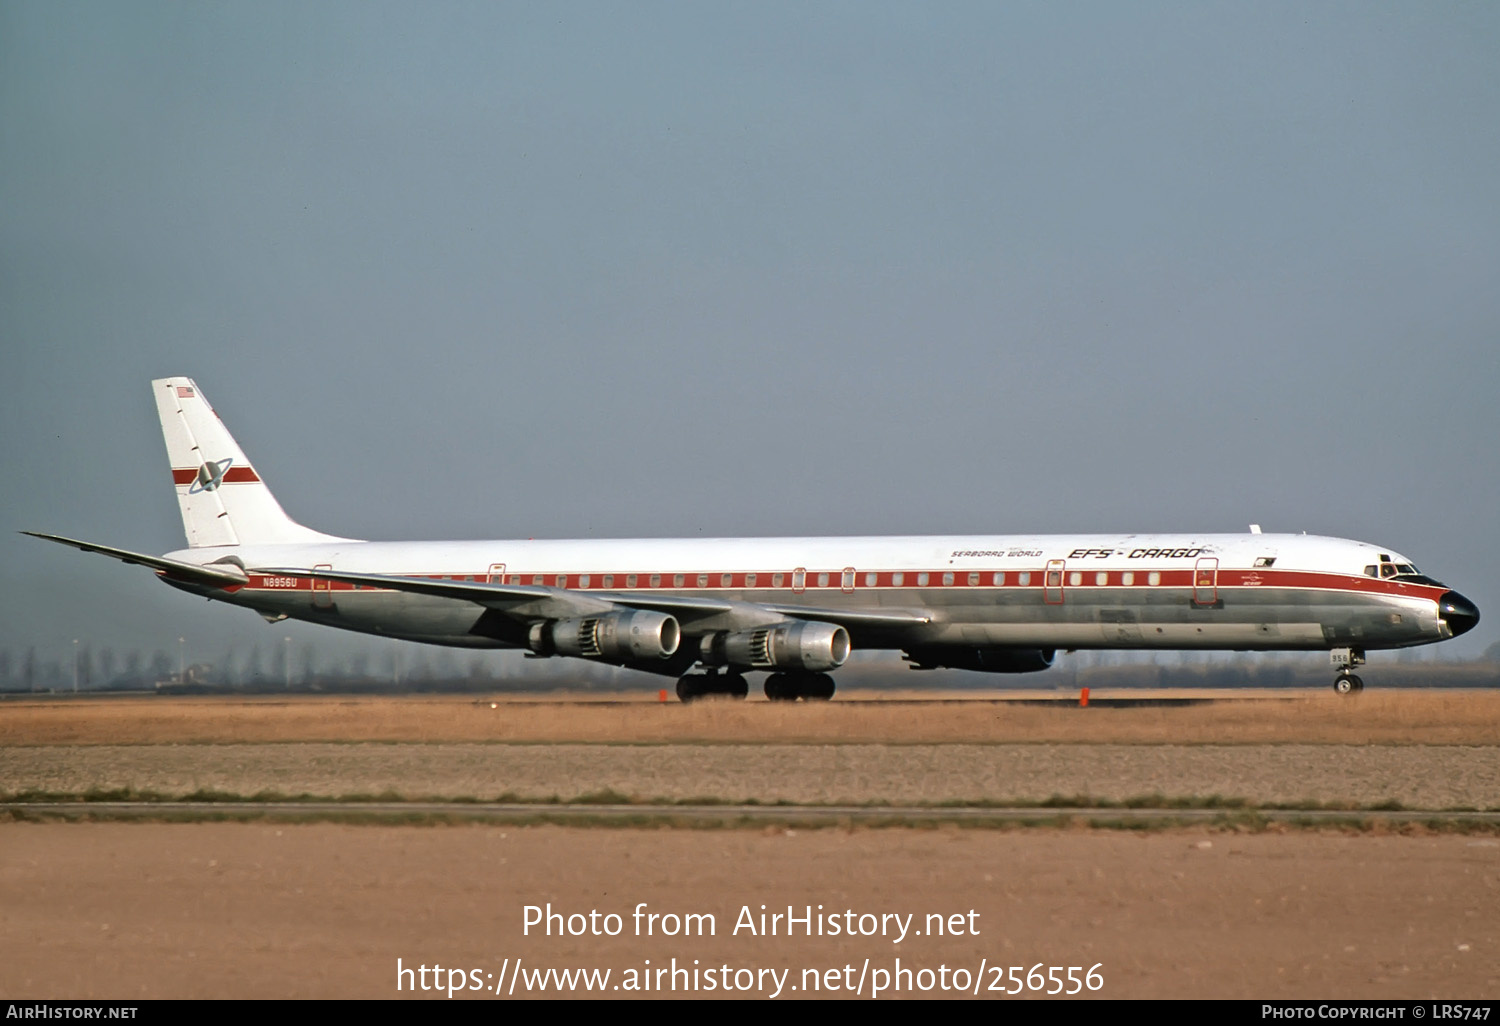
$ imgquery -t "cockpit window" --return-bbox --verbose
[1367,561,1444,587]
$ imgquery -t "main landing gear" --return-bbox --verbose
[1329,647,1366,695]
[763,672,836,702]
[676,669,749,703]
[676,670,837,702]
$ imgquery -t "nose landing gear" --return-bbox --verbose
[1329,647,1366,694]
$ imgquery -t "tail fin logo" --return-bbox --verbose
[190,457,234,493]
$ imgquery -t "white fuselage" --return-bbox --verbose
[167,531,1456,655]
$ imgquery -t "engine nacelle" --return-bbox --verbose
[903,646,1056,674]
[705,621,851,672]
[530,611,681,662]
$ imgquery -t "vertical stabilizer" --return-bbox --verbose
[153,377,351,548]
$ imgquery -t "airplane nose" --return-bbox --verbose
[1438,591,1480,637]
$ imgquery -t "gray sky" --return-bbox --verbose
[3,1,1497,674]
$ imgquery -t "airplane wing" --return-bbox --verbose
[759,602,933,629]
[23,531,250,587]
[253,566,933,632]
[251,566,619,621]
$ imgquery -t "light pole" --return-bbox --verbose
[72,639,79,692]
[178,636,186,684]
[284,636,292,689]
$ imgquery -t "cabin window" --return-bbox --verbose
[1017,572,1030,586]
[650,574,660,588]
[1096,572,1108,586]
[967,572,980,586]
[673,574,685,588]
[602,575,614,588]
[993,572,1005,586]
[579,574,591,588]
[626,574,637,588]
[721,573,733,587]
[1148,571,1161,586]
[892,572,905,586]
[817,572,829,587]
[842,568,856,590]
[1069,572,1082,587]
[773,573,784,588]
[917,572,929,586]
[1122,572,1134,586]
[532,575,543,585]
[792,569,806,591]
[865,572,878,587]
[1254,557,1276,568]
[746,573,757,588]
[556,575,569,588]
[942,571,955,586]
[697,574,709,588]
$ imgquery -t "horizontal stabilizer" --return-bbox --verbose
[23,532,249,587]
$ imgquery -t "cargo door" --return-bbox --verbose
[1193,557,1219,606]
[313,564,334,609]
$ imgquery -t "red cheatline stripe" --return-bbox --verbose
[171,466,261,484]
[240,567,1447,598]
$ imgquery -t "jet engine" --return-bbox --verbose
[903,646,1056,673]
[529,610,681,661]
[701,621,851,672]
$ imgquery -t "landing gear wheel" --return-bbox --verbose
[803,673,836,701]
[679,671,749,702]
[763,673,798,701]
[762,672,836,701]
[1333,673,1363,695]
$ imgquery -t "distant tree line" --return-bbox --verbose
[1,639,1497,694]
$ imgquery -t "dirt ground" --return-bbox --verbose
[2,692,1497,1000]
[2,823,1497,1000]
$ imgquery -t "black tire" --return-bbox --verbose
[676,676,701,703]
[725,673,750,699]
[804,673,836,701]
[763,673,797,701]
[1333,674,1356,695]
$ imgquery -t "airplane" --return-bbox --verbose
[27,377,1479,700]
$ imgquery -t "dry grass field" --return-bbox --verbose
[5,688,1500,745]
[6,741,1500,809]
[3,690,1497,1000]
